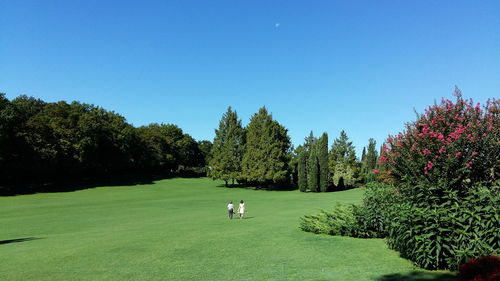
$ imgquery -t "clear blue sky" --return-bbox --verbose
[1,0,499,155]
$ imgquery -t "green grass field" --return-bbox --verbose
[0,178,455,281]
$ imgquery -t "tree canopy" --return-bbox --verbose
[241,107,291,185]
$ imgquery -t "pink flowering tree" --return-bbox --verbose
[381,88,499,193]
[378,88,499,269]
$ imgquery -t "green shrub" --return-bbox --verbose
[362,182,401,237]
[378,92,499,270]
[300,203,357,236]
[300,199,388,238]
[388,184,499,270]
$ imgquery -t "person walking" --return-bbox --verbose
[237,200,245,219]
[227,201,234,219]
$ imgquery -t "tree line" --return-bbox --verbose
[0,94,212,192]
[208,107,379,190]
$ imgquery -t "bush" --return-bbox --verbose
[300,203,357,236]
[361,182,401,237]
[458,256,500,281]
[299,183,398,238]
[388,184,499,270]
[377,91,500,270]
[381,90,499,189]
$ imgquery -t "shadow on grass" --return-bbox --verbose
[215,184,298,191]
[377,271,456,281]
[0,237,42,245]
[1,172,205,196]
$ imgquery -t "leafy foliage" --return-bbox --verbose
[208,107,245,185]
[297,149,307,192]
[300,203,357,235]
[300,182,398,238]
[241,107,291,185]
[360,138,378,183]
[318,133,329,192]
[387,184,499,270]
[307,139,319,192]
[329,130,357,188]
[0,95,206,192]
[361,182,400,237]
[379,90,500,270]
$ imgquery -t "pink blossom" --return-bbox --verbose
[422,149,432,155]
[379,156,388,163]
[438,146,446,154]
[466,162,473,168]
[471,152,478,157]
[373,169,379,174]
[455,152,462,158]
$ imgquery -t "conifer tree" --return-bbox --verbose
[298,150,307,192]
[307,141,319,192]
[365,138,378,170]
[209,107,245,186]
[241,107,291,186]
[361,138,378,183]
[318,132,329,192]
[329,130,357,188]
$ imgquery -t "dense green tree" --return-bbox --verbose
[136,123,196,172]
[197,140,213,168]
[307,141,319,192]
[0,94,207,194]
[241,107,291,186]
[329,130,357,188]
[288,145,303,188]
[209,107,245,186]
[297,149,307,192]
[359,139,378,183]
[365,139,378,170]
[318,132,329,192]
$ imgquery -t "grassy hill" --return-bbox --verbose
[0,178,454,280]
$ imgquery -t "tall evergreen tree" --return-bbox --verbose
[318,132,329,192]
[298,150,307,192]
[307,140,319,192]
[241,107,291,186]
[208,107,245,186]
[361,147,366,162]
[366,139,378,170]
[361,138,378,183]
[329,130,357,188]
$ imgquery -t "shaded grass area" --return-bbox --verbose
[0,178,455,280]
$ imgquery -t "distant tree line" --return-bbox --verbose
[0,94,212,192]
[209,107,380,190]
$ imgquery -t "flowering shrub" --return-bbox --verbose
[458,256,500,281]
[381,88,499,191]
[379,89,500,270]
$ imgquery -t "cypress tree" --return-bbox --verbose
[363,138,378,183]
[208,107,245,186]
[307,141,319,192]
[241,107,291,186]
[318,132,329,192]
[366,138,378,170]
[298,150,307,192]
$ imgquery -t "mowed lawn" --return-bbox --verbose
[0,178,455,281]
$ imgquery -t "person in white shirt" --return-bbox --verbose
[237,200,245,219]
[227,201,234,219]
